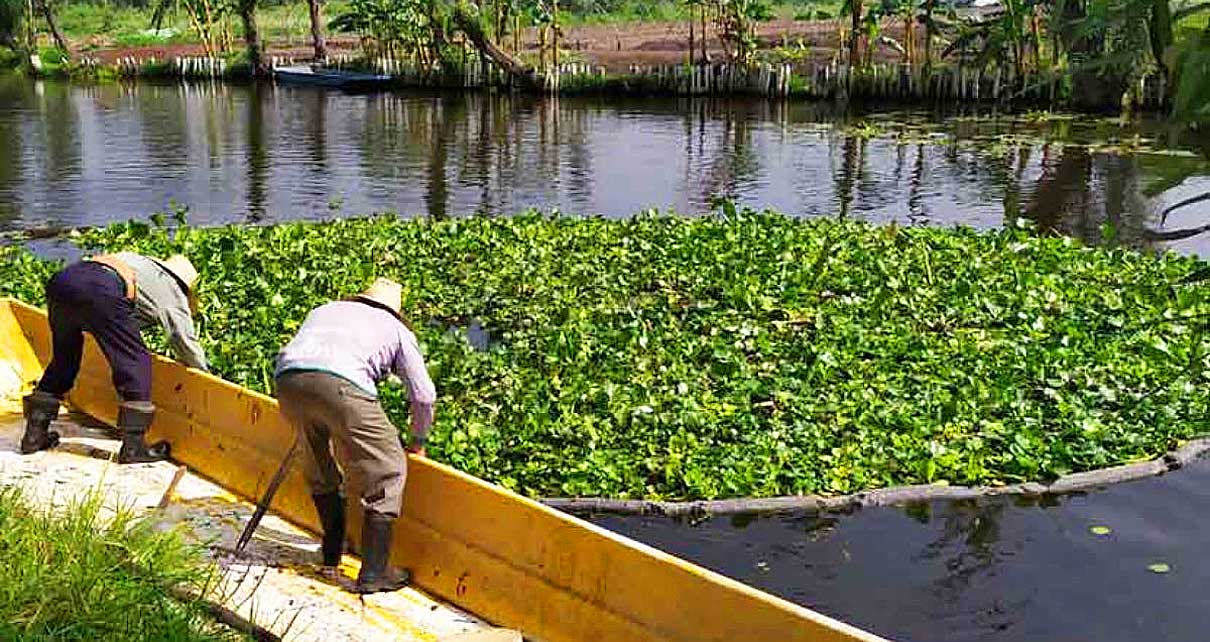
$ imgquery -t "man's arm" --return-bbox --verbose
[394,329,436,453]
[162,305,209,372]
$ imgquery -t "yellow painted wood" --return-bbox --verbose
[3,298,889,642]
[0,303,43,411]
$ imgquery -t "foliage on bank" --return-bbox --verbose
[0,486,245,641]
[2,211,1209,500]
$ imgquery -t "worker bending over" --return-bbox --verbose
[22,253,207,463]
[275,278,436,594]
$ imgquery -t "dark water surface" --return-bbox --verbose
[5,73,1210,255]
[593,458,1210,642]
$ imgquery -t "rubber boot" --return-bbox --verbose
[355,513,411,594]
[20,391,61,454]
[311,492,346,568]
[116,401,171,464]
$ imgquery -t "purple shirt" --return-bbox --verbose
[276,301,437,437]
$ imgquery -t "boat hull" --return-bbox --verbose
[274,66,393,89]
[0,298,886,642]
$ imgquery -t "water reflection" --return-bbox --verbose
[594,457,1210,642]
[2,74,1210,255]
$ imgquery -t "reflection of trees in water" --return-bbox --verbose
[425,96,455,219]
[909,500,1007,599]
[132,83,190,172]
[683,99,766,209]
[305,86,328,173]
[834,135,866,220]
[558,100,594,215]
[38,81,81,203]
[1023,146,1157,252]
[0,75,29,226]
[245,83,269,222]
[353,92,593,218]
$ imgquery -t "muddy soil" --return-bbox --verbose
[76,17,915,72]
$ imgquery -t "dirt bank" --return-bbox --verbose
[74,17,913,72]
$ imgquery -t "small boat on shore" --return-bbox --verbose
[273,64,393,89]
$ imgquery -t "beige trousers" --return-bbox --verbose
[275,371,406,517]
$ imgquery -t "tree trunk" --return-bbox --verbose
[25,0,36,51]
[308,0,327,63]
[924,0,934,73]
[689,5,696,65]
[38,0,68,55]
[238,0,267,77]
[452,3,542,88]
[1149,0,1173,81]
[849,0,862,66]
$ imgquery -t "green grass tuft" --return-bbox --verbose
[0,485,246,642]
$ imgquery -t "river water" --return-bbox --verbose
[4,73,1210,255]
[595,456,1210,642]
[5,72,1210,641]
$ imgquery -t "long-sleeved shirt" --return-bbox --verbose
[115,252,208,372]
[274,300,437,439]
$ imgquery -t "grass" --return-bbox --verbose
[0,485,246,642]
[4,209,1209,501]
[53,1,350,50]
[44,0,838,51]
[558,0,840,26]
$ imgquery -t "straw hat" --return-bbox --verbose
[358,278,403,314]
[154,255,200,293]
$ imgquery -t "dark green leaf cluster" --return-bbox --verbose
[3,211,1208,500]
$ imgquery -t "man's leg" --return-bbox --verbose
[88,297,165,463]
[23,284,85,454]
[329,380,408,593]
[276,372,347,568]
[35,299,85,398]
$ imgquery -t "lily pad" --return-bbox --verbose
[1089,526,1112,536]
[1147,563,1172,574]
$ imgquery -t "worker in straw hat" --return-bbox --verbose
[274,277,436,594]
[21,252,207,464]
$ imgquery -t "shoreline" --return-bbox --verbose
[0,48,1164,112]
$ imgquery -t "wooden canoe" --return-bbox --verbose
[0,297,888,642]
[273,65,393,89]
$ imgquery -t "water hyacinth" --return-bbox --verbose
[2,209,1208,500]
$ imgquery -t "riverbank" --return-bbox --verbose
[2,211,1207,501]
[0,45,1164,111]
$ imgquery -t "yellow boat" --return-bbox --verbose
[0,297,888,642]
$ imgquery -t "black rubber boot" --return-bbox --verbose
[355,513,411,594]
[116,401,170,464]
[311,492,346,568]
[20,391,61,454]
